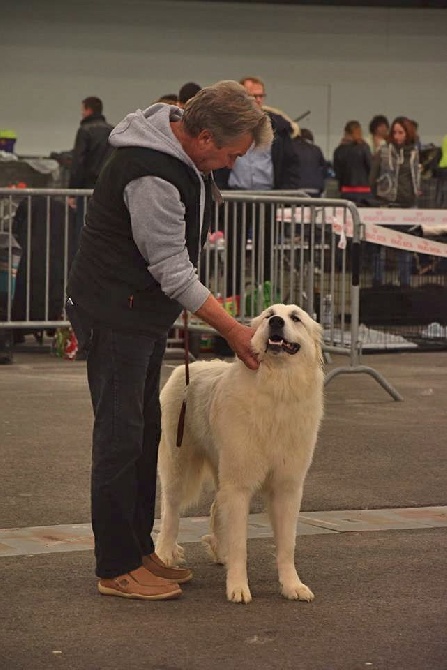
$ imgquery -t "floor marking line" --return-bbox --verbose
[1,507,446,558]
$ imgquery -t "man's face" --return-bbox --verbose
[192,131,254,173]
[81,104,90,120]
[242,80,266,108]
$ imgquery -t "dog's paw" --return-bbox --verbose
[202,534,225,565]
[227,582,252,604]
[281,580,314,602]
[172,543,186,565]
[156,542,185,567]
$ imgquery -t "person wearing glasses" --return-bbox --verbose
[215,76,299,192]
[214,76,300,302]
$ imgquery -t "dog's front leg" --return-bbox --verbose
[216,485,252,604]
[268,482,314,602]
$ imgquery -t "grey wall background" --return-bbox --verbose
[1,0,445,158]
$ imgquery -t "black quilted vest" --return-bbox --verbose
[67,146,211,335]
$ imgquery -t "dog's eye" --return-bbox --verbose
[290,314,301,323]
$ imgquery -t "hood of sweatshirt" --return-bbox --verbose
[109,103,201,177]
[107,103,211,316]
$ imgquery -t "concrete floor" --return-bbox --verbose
[1,347,446,669]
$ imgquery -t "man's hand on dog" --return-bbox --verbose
[224,322,259,371]
[194,295,259,371]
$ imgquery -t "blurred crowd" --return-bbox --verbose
[1,76,446,211]
[68,77,447,211]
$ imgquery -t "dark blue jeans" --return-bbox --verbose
[86,326,167,578]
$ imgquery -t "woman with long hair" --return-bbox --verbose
[370,116,421,285]
[370,116,420,207]
[333,120,372,205]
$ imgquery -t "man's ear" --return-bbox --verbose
[197,129,213,147]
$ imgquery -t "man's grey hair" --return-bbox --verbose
[182,80,273,148]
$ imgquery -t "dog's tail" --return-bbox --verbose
[179,457,214,512]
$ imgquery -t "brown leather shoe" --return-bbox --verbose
[143,552,193,584]
[98,565,182,600]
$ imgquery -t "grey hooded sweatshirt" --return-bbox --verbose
[108,103,210,313]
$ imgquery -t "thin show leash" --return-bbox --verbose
[176,309,190,447]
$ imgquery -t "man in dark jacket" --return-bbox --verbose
[69,97,113,189]
[292,128,327,196]
[67,81,272,602]
[69,97,114,248]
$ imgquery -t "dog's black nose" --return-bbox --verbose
[269,316,285,329]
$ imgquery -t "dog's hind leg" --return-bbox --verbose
[155,478,185,567]
[267,480,314,602]
[202,499,225,565]
[157,445,210,565]
[216,485,252,604]
[155,434,187,566]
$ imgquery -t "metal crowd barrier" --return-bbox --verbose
[0,187,403,400]
[0,188,89,331]
[196,191,402,400]
[354,210,447,352]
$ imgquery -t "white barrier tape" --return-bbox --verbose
[281,207,447,230]
[332,217,347,250]
[356,207,447,229]
[330,218,447,259]
[280,207,447,257]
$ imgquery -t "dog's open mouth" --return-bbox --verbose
[267,335,301,355]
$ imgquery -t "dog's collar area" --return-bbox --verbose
[266,335,300,355]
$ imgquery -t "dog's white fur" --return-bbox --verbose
[156,304,324,603]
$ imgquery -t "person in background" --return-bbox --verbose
[215,76,300,192]
[368,115,389,154]
[155,93,178,105]
[69,97,113,189]
[418,128,442,209]
[409,119,422,150]
[0,129,17,154]
[177,82,202,108]
[370,116,420,208]
[214,75,300,300]
[69,97,114,247]
[370,116,421,285]
[434,135,447,208]
[333,120,372,205]
[66,80,272,602]
[292,128,327,196]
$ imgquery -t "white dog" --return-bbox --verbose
[156,304,324,604]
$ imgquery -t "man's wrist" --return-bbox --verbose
[194,294,239,339]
